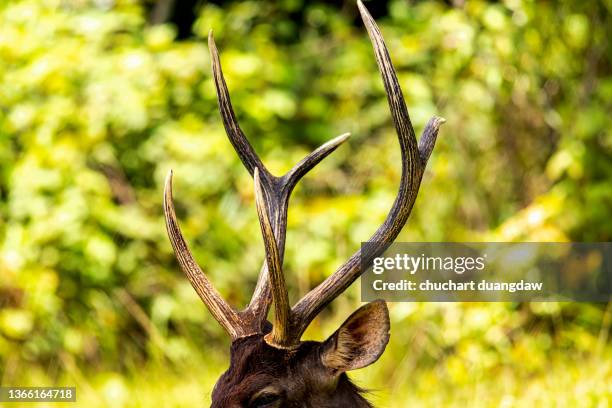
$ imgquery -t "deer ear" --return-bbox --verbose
[321,300,390,373]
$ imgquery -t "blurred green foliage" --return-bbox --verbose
[0,0,611,406]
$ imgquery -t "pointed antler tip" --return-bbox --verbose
[282,132,352,190]
[429,116,446,132]
[357,0,370,18]
[208,30,216,49]
[163,170,175,212]
[164,169,174,188]
[329,132,351,147]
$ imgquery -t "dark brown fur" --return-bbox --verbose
[211,334,373,408]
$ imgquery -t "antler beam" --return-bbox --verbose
[253,169,292,347]
[290,0,444,340]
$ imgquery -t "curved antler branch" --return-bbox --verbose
[357,0,420,167]
[253,169,292,347]
[209,30,271,181]
[163,170,255,339]
[290,0,444,339]
[281,133,351,196]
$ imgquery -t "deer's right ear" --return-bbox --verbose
[320,300,390,373]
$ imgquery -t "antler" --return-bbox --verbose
[253,169,292,347]
[164,171,248,338]
[163,30,349,340]
[289,0,444,342]
[164,0,443,346]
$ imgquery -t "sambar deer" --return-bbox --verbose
[163,1,444,406]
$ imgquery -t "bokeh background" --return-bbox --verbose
[1,0,611,406]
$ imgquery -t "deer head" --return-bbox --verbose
[163,2,444,407]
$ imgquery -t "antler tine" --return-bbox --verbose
[419,116,446,166]
[209,28,352,190]
[291,0,444,338]
[209,30,271,180]
[253,169,292,347]
[281,132,351,196]
[163,170,256,339]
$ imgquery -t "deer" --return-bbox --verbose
[163,1,444,407]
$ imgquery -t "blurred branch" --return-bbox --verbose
[149,0,176,25]
[0,287,24,308]
[0,355,19,387]
[58,351,101,403]
[114,288,166,351]
[94,163,137,205]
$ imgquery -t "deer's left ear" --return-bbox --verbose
[320,300,390,373]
